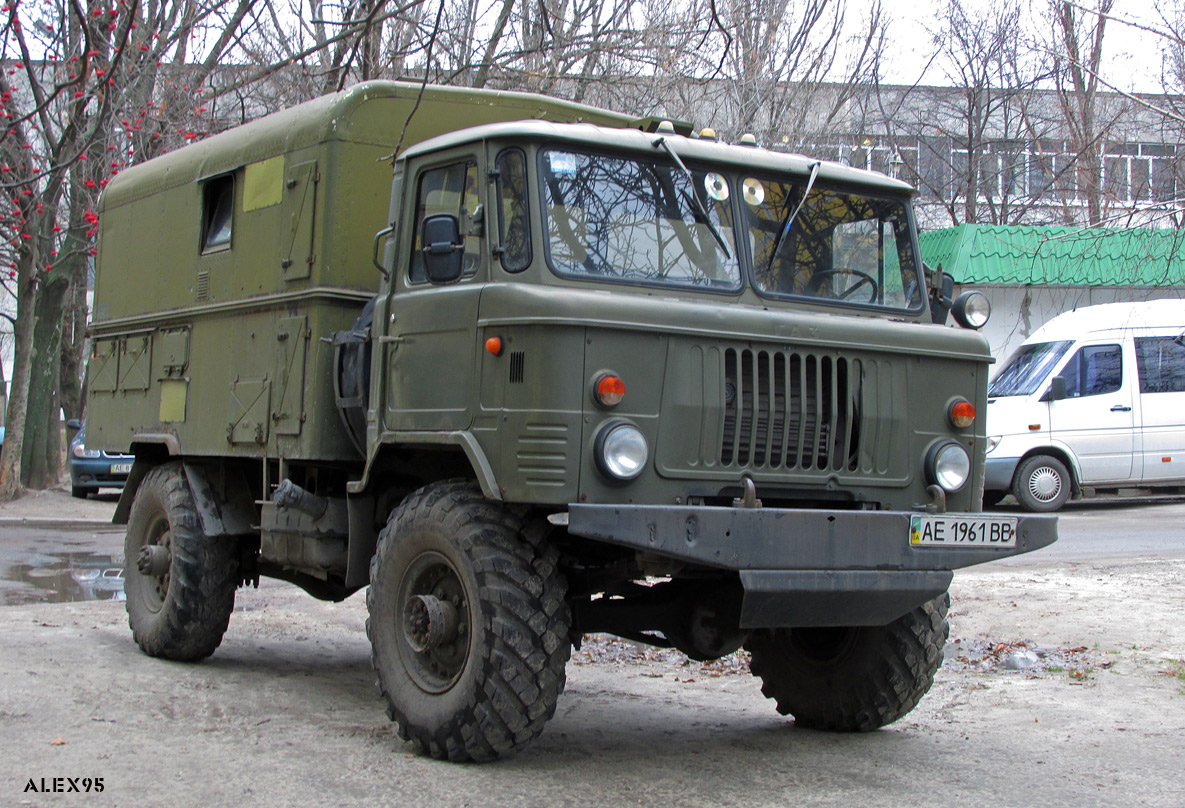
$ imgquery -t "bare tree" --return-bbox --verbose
[0,0,263,499]
[1047,0,1123,226]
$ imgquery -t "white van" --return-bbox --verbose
[985,300,1185,511]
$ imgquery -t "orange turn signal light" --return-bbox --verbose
[595,374,626,407]
[949,400,976,428]
[485,336,503,356]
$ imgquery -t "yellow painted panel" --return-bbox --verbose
[159,380,188,423]
[243,156,284,211]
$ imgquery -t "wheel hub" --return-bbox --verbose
[137,543,172,577]
[405,594,460,652]
[397,553,470,693]
[1029,467,1062,501]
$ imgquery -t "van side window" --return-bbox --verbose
[1060,344,1122,397]
[409,160,480,284]
[1136,336,1185,393]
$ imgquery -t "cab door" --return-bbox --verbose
[1047,342,1134,484]
[382,153,486,432]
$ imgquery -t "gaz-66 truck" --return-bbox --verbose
[87,81,1057,761]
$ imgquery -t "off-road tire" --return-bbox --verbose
[123,462,238,661]
[745,593,949,731]
[1013,454,1071,512]
[366,479,571,762]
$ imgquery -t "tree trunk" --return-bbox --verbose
[21,274,69,489]
[0,257,37,501]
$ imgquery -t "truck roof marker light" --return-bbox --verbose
[699,128,717,141]
[485,336,503,356]
[595,374,625,407]
[949,400,975,428]
[1028,424,1042,431]
[738,134,758,147]
[655,120,676,134]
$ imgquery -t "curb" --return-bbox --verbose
[0,517,122,532]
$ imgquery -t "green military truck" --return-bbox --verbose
[88,80,1057,762]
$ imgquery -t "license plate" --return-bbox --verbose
[909,514,1018,548]
[110,462,133,474]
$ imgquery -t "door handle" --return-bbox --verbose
[1110,405,1132,412]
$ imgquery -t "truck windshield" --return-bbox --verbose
[745,178,924,311]
[539,149,741,290]
[989,340,1074,397]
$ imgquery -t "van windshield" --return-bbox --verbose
[989,340,1073,397]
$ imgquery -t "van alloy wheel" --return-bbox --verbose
[1013,454,1071,512]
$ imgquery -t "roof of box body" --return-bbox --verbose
[99,81,635,210]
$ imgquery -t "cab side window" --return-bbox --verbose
[409,160,480,284]
[1060,344,1122,397]
[495,149,531,272]
[202,174,234,252]
[1136,336,1185,393]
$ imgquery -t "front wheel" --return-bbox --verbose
[367,480,571,762]
[123,462,239,661]
[746,593,949,731]
[1013,454,1071,512]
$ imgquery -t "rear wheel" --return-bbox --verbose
[745,593,949,731]
[1013,454,1071,512]
[367,480,571,761]
[123,462,238,661]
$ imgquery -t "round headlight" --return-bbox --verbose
[951,291,991,329]
[595,422,648,481]
[927,440,971,493]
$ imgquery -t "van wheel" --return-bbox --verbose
[745,593,949,731]
[367,480,571,762]
[124,462,239,661]
[1013,454,1071,512]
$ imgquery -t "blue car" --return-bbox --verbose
[68,419,134,499]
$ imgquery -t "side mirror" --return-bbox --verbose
[67,418,82,431]
[421,213,464,284]
[1041,376,1067,402]
[928,271,955,325]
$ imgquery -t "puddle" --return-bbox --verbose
[1,552,126,605]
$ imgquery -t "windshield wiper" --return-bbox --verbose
[767,161,821,276]
[651,136,732,260]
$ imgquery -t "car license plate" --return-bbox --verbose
[909,514,1018,548]
[110,462,133,474]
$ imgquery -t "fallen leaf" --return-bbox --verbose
[50,738,67,746]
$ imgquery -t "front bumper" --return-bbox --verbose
[566,504,1058,627]
[985,456,1022,491]
[70,456,132,490]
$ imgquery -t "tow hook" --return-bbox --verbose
[733,478,762,509]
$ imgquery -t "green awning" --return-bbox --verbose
[918,224,1185,286]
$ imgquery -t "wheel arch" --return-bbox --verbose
[1012,446,1082,499]
[115,449,258,536]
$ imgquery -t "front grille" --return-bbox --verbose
[721,348,861,472]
